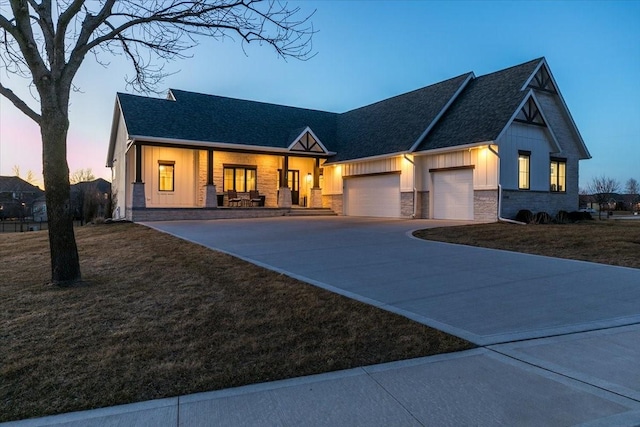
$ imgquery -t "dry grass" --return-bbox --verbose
[0,223,473,422]
[414,220,640,269]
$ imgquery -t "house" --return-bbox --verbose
[106,57,590,222]
[0,176,44,220]
[70,178,112,222]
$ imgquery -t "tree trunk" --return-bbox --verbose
[41,107,81,285]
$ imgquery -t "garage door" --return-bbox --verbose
[344,174,401,218]
[432,169,473,220]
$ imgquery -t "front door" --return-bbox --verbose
[288,170,300,205]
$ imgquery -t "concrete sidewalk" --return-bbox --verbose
[4,217,640,426]
[5,328,640,426]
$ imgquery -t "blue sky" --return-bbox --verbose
[0,0,638,190]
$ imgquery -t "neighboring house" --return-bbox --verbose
[71,178,112,221]
[107,57,590,222]
[0,176,44,220]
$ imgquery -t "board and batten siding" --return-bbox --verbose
[110,116,129,219]
[142,146,198,207]
[416,147,498,192]
[333,155,414,191]
[498,122,556,191]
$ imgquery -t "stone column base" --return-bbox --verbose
[204,184,218,208]
[310,188,323,208]
[132,182,146,208]
[278,187,292,208]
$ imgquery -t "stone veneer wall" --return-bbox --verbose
[401,192,415,217]
[474,190,498,222]
[501,190,578,220]
[322,194,343,215]
[417,191,429,219]
[129,207,288,222]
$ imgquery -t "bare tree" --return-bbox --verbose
[69,168,96,184]
[625,178,639,213]
[586,176,620,219]
[0,1,314,285]
[11,164,38,185]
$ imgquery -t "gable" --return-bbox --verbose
[288,128,328,154]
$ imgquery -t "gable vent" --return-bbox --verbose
[290,131,325,153]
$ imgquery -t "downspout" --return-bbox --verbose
[487,145,526,225]
[403,154,417,218]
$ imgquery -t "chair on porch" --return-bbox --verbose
[227,190,242,207]
[249,190,262,207]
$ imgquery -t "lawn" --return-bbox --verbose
[413,219,640,269]
[0,223,473,422]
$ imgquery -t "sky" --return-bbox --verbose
[0,0,638,190]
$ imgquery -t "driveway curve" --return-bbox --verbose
[145,216,640,346]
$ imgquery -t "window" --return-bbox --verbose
[518,151,530,190]
[158,161,174,191]
[223,165,257,192]
[550,158,566,192]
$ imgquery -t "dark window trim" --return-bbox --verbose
[549,158,567,193]
[158,160,175,192]
[223,165,258,192]
[518,151,530,190]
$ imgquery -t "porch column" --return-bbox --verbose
[204,149,218,208]
[310,157,323,208]
[132,143,146,209]
[278,155,292,208]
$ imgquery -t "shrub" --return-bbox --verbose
[515,209,534,224]
[535,211,552,224]
[555,210,570,224]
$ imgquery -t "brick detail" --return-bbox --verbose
[277,187,292,208]
[322,194,343,215]
[401,192,414,217]
[474,190,498,221]
[417,191,429,218]
[310,188,323,208]
[204,185,218,208]
[501,189,579,219]
[130,207,288,222]
[131,182,146,209]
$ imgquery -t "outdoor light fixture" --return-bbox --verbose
[306,172,312,183]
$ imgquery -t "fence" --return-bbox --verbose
[0,220,83,233]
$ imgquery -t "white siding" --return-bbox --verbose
[142,146,198,207]
[110,115,129,219]
[321,164,343,195]
[499,122,555,191]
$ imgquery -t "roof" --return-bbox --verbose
[71,178,111,194]
[330,73,473,162]
[118,89,337,150]
[415,58,542,151]
[0,176,43,194]
[110,57,588,164]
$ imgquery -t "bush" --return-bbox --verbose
[515,209,534,224]
[555,210,570,224]
[535,211,552,224]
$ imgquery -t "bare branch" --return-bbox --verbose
[0,81,41,122]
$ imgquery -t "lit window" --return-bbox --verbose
[223,166,257,192]
[550,159,566,192]
[518,151,530,190]
[158,161,174,192]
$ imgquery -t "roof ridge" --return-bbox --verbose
[475,57,544,79]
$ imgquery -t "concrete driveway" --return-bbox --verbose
[147,216,640,346]
[8,217,640,426]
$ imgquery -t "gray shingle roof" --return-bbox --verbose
[416,58,543,151]
[115,58,546,161]
[119,89,337,150]
[330,73,472,162]
[0,176,43,194]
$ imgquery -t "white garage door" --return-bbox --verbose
[432,169,474,220]
[344,174,401,218]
